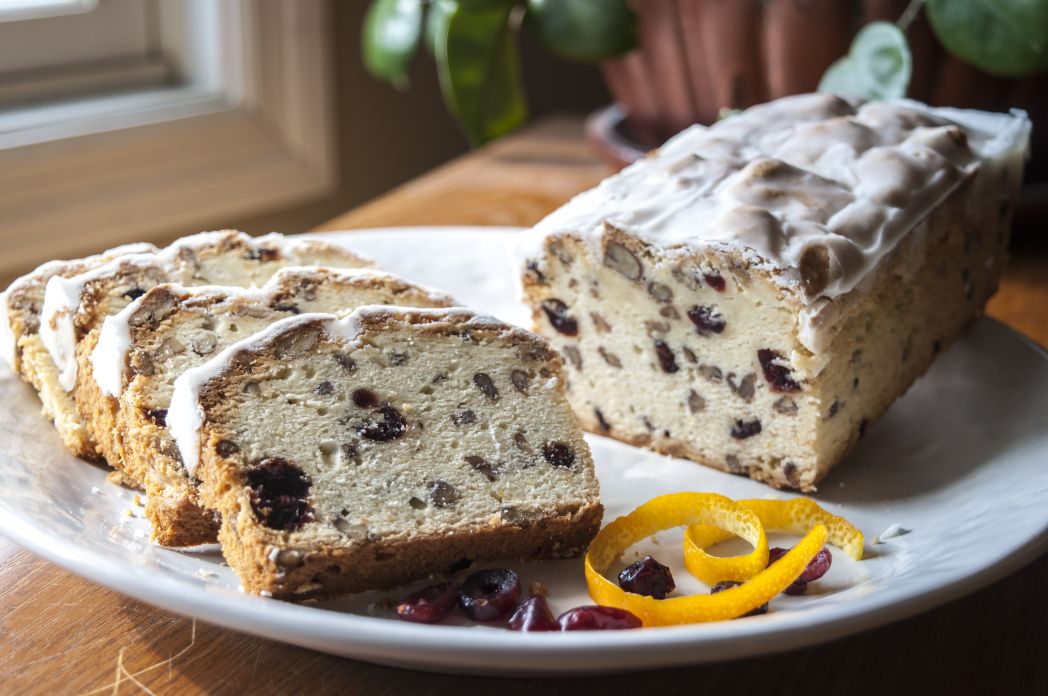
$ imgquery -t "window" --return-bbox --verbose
[0,0,335,282]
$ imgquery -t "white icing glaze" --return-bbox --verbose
[521,94,1031,305]
[169,306,513,474]
[166,230,375,274]
[0,242,157,371]
[40,253,164,392]
[40,233,380,393]
[91,310,134,398]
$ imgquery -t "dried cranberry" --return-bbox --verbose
[710,581,768,616]
[352,388,380,409]
[542,441,575,468]
[358,405,406,441]
[731,418,762,439]
[617,555,675,599]
[558,605,642,630]
[541,299,578,336]
[798,547,832,583]
[767,546,832,595]
[458,568,521,621]
[506,595,558,631]
[758,349,801,392]
[687,305,726,335]
[704,273,726,292]
[395,581,459,624]
[653,340,679,373]
[247,457,313,531]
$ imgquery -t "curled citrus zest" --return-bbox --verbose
[685,498,865,581]
[584,492,827,626]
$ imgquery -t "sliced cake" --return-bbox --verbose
[0,243,158,454]
[168,307,602,597]
[86,267,454,546]
[35,230,371,460]
[519,94,1030,490]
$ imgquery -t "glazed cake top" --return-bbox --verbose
[524,93,1030,303]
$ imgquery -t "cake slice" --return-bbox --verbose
[0,243,157,454]
[168,307,602,597]
[35,230,371,460]
[519,94,1030,491]
[85,267,454,546]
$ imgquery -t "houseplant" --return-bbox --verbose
[363,0,1046,176]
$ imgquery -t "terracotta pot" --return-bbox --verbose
[592,0,1047,183]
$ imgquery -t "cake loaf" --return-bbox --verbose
[86,267,454,546]
[34,231,370,460]
[168,307,602,597]
[520,94,1030,491]
[0,243,158,454]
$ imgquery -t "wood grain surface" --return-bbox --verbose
[2,117,1045,695]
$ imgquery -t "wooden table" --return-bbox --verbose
[2,117,1046,694]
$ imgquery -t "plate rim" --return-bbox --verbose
[1,225,1047,673]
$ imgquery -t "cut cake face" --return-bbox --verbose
[168,307,602,597]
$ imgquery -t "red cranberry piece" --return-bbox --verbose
[704,273,726,292]
[506,595,559,631]
[395,581,459,624]
[458,568,521,621]
[798,547,832,583]
[542,441,575,468]
[541,298,578,336]
[767,546,832,594]
[710,581,768,616]
[687,305,726,335]
[617,555,675,599]
[352,388,380,409]
[558,605,642,630]
[758,349,801,392]
[247,457,314,531]
[653,340,679,373]
[358,405,406,441]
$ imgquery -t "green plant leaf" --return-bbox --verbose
[525,0,636,62]
[818,21,912,100]
[436,0,527,145]
[363,0,424,87]
[925,0,1048,78]
[424,0,455,56]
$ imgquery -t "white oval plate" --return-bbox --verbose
[1,227,1046,675]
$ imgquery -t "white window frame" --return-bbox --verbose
[0,0,336,281]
